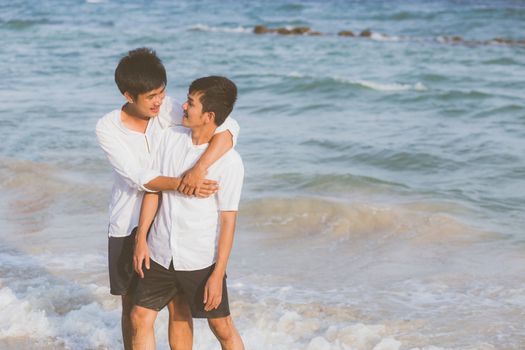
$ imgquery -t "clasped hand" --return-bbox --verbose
[177,165,218,197]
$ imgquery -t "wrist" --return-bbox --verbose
[213,264,226,277]
[172,177,182,190]
[193,160,208,173]
[135,232,148,244]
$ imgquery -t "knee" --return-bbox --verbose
[208,317,234,342]
[131,306,155,330]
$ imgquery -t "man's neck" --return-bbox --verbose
[121,103,149,133]
[191,124,217,145]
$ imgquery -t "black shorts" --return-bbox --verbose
[108,228,137,296]
[134,260,230,319]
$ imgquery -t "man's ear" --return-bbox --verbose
[205,111,216,125]
[123,91,134,104]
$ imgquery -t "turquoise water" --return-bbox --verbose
[1,1,525,349]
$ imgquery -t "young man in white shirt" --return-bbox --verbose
[96,49,239,350]
[132,76,245,350]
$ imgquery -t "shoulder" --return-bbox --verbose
[159,96,174,115]
[167,125,190,136]
[157,96,184,127]
[159,125,190,144]
[220,150,244,169]
[96,109,120,134]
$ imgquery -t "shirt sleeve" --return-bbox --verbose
[95,118,160,192]
[161,97,240,145]
[215,117,240,147]
[156,96,184,128]
[217,153,244,211]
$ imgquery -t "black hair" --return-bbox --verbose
[114,47,167,99]
[188,76,237,126]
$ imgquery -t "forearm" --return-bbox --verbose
[214,211,237,276]
[178,131,233,195]
[143,176,181,192]
[195,131,233,170]
[136,192,161,242]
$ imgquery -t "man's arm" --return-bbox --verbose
[143,126,219,196]
[133,191,161,278]
[177,130,233,195]
[144,175,218,197]
[178,117,240,195]
[143,176,181,191]
[203,211,237,311]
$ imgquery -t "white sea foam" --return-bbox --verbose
[373,338,402,350]
[369,32,403,42]
[0,287,53,338]
[0,251,105,272]
[288,71,305,78]
[189,24,252,34]
[355,80,427,91]
[284,72,427,92]
[1,247,523,349]
[0,285,122,348]
[0,277,410,350]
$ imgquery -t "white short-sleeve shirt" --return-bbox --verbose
[147,126,244,271]
[96,97,240,237]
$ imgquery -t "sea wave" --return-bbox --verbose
[286,72,427,93]
[0,158,108,220]
[0,285,120,349]
[354,80,427,92]
[2,19,51,30]
[369,32,404,42]
[0,280,412,350]
[482,57,522,65]
[189,24,252,34]
[276,3,306,11]
[239,197,486,243]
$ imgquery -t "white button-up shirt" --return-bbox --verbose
[96,97,239,237]
[147,127,244,271]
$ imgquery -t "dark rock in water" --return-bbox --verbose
[253,25,319,36]
[338,30,354,37]
[360,29,372,37]
[291,27,311,35]
[493,37,513,44]
[440,36,463,44]
[464,40,482,46]
[277,27,292,35]
[254,25,270,34]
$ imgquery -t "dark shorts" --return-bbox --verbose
[134,260,230,319]
[108,228,137,296]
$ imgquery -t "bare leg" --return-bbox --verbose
[131,305,158,350]
[208,316,244,350]
[167,296,194,350]
[122,293,134,350]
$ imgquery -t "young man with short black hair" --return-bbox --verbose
[132,76,245,350]
[96,49,240,350]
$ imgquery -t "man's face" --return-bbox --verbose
[129,85,166,118]
[182,91,208,128]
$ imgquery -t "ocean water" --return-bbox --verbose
[1,0,525,349]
